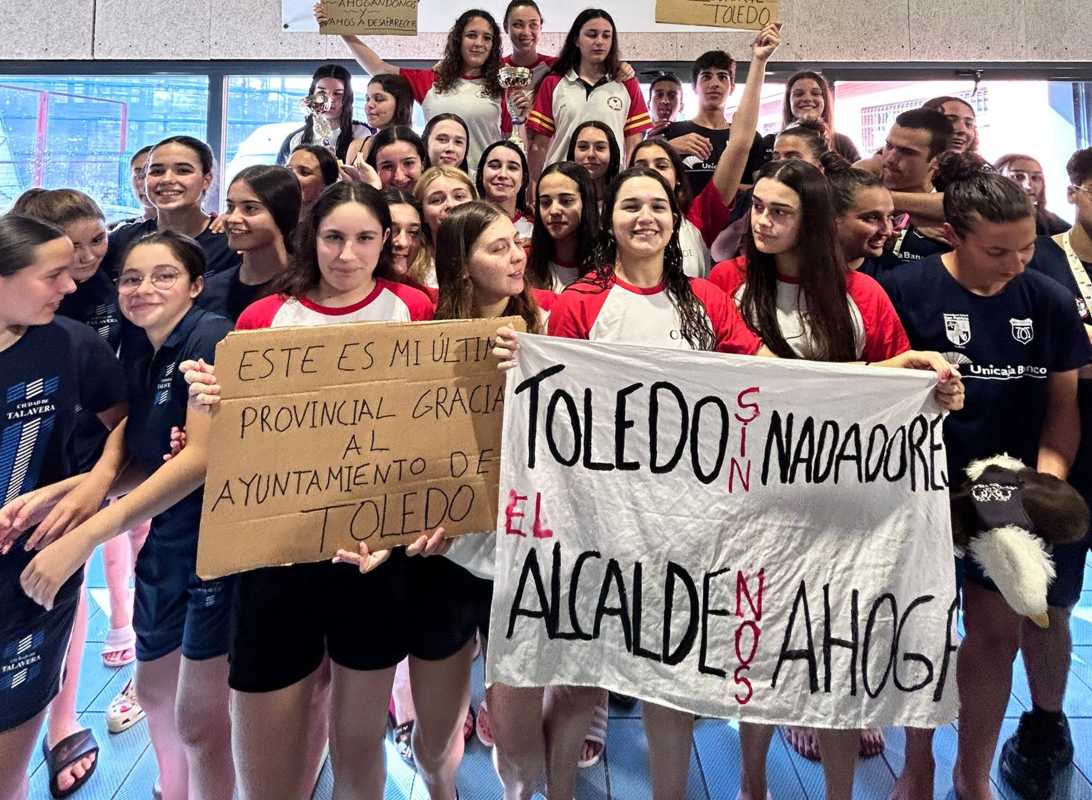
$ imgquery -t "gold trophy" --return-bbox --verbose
[300,88,335,147]
[498,65,533,148]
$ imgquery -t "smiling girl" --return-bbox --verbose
[475,140,534,238]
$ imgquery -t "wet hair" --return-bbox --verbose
[366,73,415,128]
[275,181,392,299]
[593,166,714,350]
[630,137,693,213]
[123,229,208,282]
[366,126,429,175]
[994,153,1047,209]
[423,113,471,174]
[380,187,431,285]
[436,10,503,98]
[566,121,622,190]
[151,135,214,174]
[941,154,1034,237]
[741,159,857,361]
[503,0,542,29]
[435,200,541,333]
[691,50,736,87]
[825,159,886,216]
[10,188,105,228]
[290,144,340,187]
[302,64,358,161]
[0,214,67,277]
[782,71,836,131]
[129,145,154,165]
[775,120,842,170]
[528,161,599,289]
[1067,147,1092,188]
[227,165,302,254]
[892,108,953,160]
[552,8,621,80]
[475,140,531,217]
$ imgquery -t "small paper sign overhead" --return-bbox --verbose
[654,0,778,31]
[196,317,521,579]
[318,0,419,36]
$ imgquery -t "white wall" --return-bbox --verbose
[5,0,1091,62]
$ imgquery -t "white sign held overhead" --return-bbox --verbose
[282,0,729,33]
[486,334,960,728]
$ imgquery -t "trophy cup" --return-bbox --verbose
[498,66,533,148]
[299,88,335,147]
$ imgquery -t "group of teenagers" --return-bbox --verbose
[0,3,1090,800]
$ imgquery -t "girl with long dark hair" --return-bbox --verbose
[527,8,651,182]
[330,6,509,168]
[366,126,429,192]
[565,120,621,203]
[475,140,533,237]
[198,165,301,321]
[345,73,417,166]
[276,63,370,164]
[527,161,599,291]
[424,113,471,174]
[287,144,339,214]
[777,70,860,162]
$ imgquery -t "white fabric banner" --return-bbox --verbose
[486,334,960,728]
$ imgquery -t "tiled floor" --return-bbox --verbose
[26,555,1092,799]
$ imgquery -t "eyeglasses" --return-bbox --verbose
[1070,184,1092,197]
[117,269,181,294]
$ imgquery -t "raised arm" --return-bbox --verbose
[314,3,398,76]
[709,23,781,205]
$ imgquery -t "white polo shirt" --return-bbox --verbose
[400,68,511,170]
[527,70,652,168]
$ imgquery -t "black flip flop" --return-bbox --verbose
[42,728,99,799]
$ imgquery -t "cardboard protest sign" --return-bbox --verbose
[488,335,960,728]
[196,317,521,579]
[655,0,778,31]
[318,0,419,36]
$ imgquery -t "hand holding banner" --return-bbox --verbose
[488,334,960,728]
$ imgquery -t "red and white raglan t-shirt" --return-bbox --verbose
[235,278,434,330]
[709,256,910,361]
[399,68,512,170]
[686,181,736,250]
[512,210,534,239]
[528,71,653,168]
[547,273,760,354]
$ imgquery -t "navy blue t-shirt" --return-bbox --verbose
[1,319,126,608]
[58,268,124,471]
[196,265,274,323]
[881,254,1090,483]
[121,306,233,556]
[873,224,950,273]
[1029,235,1092,499]
[102,218,240,279]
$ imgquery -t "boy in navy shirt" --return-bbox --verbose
[881,171,1089,800]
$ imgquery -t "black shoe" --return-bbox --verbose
[999,710,1074,798]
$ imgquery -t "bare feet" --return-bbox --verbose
[859,727,886,758]
[784,726,821,760]
[952,760,995,800]
[888,766,934,800]
[579,738,603,767]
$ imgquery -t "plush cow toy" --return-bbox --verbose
[951,455,1089,627]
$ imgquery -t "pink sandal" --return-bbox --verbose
[578,697,608,769]
[101,625,136,668]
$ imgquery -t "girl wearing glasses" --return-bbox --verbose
[20,230,237,800]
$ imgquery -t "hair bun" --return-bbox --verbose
[934,151,991,191]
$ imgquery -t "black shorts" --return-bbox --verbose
[229,549,477,693]
[0,541,82,732]
[134,538,234,662]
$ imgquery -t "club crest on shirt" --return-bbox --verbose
[1010,317,1034,345]
[943,313,971,347]
[155,363,175,406]
[607,96,623,111]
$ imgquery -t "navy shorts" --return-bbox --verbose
[229,549,477,693]
[134,539,233,662]
[0,538,82,732]
[959,530,1090,609]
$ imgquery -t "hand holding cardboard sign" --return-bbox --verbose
[332,540,392,573]
[181,358,220,409]
[493,325,521,370]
